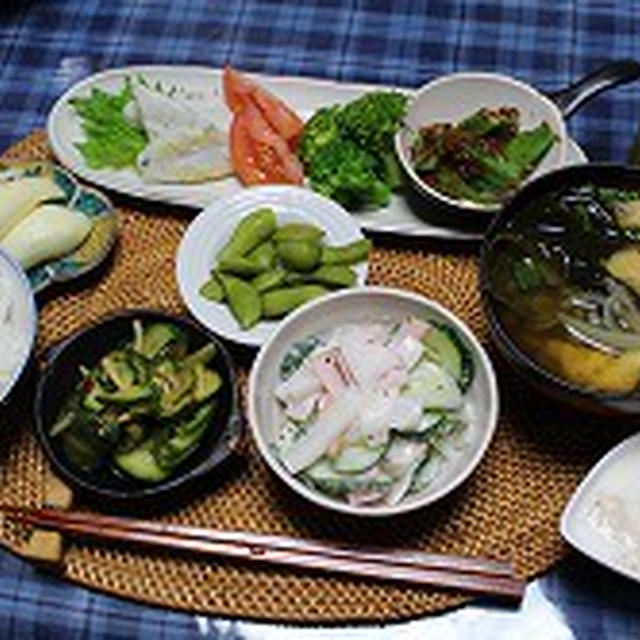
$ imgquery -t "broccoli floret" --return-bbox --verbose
[297,105,341,167]
[336,91,408,155]
[376,150,404,190]
[307,139,391,210]
[297,91,408,210]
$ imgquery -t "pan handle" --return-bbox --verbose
[549,59,640,118]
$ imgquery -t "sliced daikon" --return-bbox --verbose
[274,364,322,405]
[0,204,91,270]
[0,177,64,239]
[280,389,359,474]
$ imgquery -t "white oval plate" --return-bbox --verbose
[48,65,587,242]
[176,185,368,347]
[561,432,640,584]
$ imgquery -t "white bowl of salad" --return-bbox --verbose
[248,286,499,517]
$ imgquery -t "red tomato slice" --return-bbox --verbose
[223,66,304,147]
[230,103,304,186]
[223,65,253,113]
[230,113,264,185]
[251,85,304,148]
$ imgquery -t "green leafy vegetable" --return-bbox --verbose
[297,106,342,166]
[70,79,148,169]
[306,139,391,209]
[298,91,408,210]
[336,92,408,158]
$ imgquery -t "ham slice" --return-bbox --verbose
[308,347,356,397]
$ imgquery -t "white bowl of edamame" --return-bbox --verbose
[176,185,370,347]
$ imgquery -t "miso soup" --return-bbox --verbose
[488,183,640,394]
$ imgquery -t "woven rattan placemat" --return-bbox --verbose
[0,131,635,624]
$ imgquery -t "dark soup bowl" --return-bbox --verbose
[34,309,243,504]
[481,163,640,416]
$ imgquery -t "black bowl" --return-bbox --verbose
[34,309,243,503]
[481,163,640,416]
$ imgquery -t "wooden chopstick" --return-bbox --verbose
[2,505,525,600]
[12,505,514,576]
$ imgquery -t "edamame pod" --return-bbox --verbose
[277,240,321,272]
[218,208,277,261]
[273,222,325,243]
[262,285,328,318]
[199,272,225,302]
[246,239,276,269]
[217,256,269,276]
[251,268,287,293]
[285,264,357,288]
[218,273,262,329]
[321,238,372,265]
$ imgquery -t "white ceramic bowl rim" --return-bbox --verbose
[176,184,368,347]
[395,71,569,214]
[248,286,500,517]
[0,248,37,404]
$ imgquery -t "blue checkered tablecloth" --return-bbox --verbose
[1,1,640,638]
[1,0,639,160]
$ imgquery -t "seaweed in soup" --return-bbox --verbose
[489,183,640,393]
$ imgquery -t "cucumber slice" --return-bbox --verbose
[380,437,427,479]
[114,439,169,482]
[274,419,303,454]
[279,334,322,380]
[410,452,441,493]
[434,419,470,458]
[418,411,446,432]
[403,361,463,410]
[302,459,393,498]
[392,413,448,441]
[385,454,425,505]
[330,443,386,474]
[422,323,474,391]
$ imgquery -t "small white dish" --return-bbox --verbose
[0,248,37,404]
[176,185,368,347]
[561,432,640,583]
[248,287,499,517]
[395,72,568,215]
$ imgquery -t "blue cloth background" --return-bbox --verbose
[0,1,639,160]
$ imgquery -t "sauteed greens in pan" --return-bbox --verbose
[410,107,556,205]
[50,320,222,482]
[487,184,640,393]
